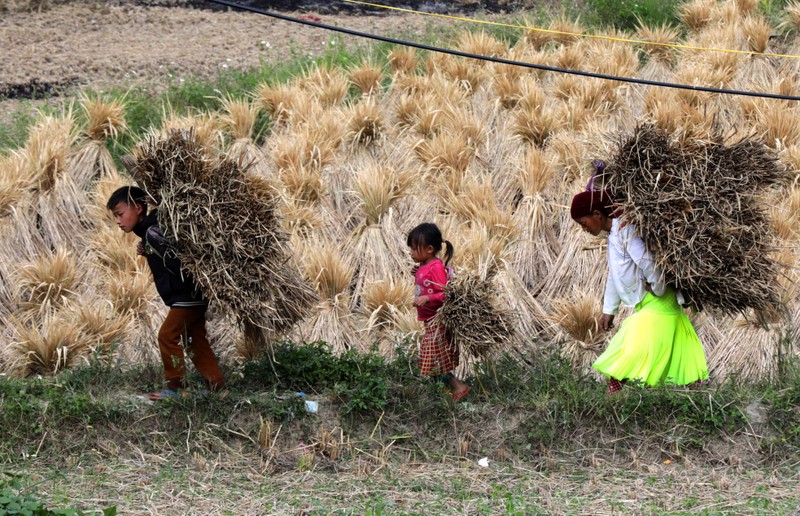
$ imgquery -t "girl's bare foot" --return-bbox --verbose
[449,377,470,401]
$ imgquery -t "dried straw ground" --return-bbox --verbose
[3,0,800,383]
[14,456,800,514]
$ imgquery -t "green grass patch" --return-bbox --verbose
[0,472,116,515]
[584,0,682,31]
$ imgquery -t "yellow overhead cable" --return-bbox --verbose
[343,0,800,60]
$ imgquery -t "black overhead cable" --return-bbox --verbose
[206,0,800,101]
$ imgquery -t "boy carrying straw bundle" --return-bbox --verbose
[108,186,224,400]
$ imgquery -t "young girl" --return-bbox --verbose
[407,223,470,400]
[570,190,709,394]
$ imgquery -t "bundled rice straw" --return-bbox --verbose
[296,240,361,353]
[15,247,82,315]
[361,275,419,354]
[7,310,89,376]
[219,96,273,178]
[19,111,89,250]
[128,129,317,350]
[345,159,411,309]
[0,154,27,218]
[433,257,516,361]
[603,124,789,315]
[63,298,132,357]
[67,95,126,190]
[510,148,560,291]
[549,288,606,374]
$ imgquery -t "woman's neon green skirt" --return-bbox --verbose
[593,289,709,386]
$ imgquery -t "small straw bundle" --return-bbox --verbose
[64,298,132,357]
[0,153,26,218]
[68,94,126,189]
[549,288,606,374]
[129,129,317,352]
[21,111,88,250]
[6,311,89,376]
[301,66,350,108]
[603,124,789,315]
[349,60,384,97]
[388,47,418,75]
[296,240,361,353]
[345,160,412,309]
[432,257,516,362]
[361,275,418,354]
[22,112,77,195]
[15,247,82,315]
[510,148,560,291]
[219,96,272,178]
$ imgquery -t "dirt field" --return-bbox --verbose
[0,3,443,97]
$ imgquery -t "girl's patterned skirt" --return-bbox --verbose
[419,319,459,377]
[593,288,708,386]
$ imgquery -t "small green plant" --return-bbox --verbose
[0,474,116,515]
[332,349,390,414]
[241,341,392,414]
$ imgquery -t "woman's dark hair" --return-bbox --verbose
[407,222,454,266]
[106,186,148,214]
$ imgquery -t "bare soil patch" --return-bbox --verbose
[0,3,441,98]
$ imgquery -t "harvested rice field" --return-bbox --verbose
[13,457,800,513]
[2,0,800,513]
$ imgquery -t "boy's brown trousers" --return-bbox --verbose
[158,307,224,391]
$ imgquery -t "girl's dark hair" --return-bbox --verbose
[106,186,148,214]
[407,223,454,266]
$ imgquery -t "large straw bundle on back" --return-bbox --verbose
[128,129,317,348]
[603,124,788,315]
[433,258,516,361]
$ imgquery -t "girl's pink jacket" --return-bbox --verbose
[414,258,448,321]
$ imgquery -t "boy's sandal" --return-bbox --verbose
[452,386,470,401]
[147,389,181,401]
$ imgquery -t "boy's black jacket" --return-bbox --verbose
[133,210,207,308]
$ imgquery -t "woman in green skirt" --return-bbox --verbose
[570,189,709,394]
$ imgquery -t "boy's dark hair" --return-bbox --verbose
[407,222,454,266]
[106,186,148,214]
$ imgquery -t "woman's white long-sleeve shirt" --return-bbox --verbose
[603,218,665,316]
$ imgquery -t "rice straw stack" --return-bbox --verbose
[549,288,606,375]
[296,240,361,353]
[6,310,89,376]
[345,159,412,309]
[68,95,126,190]
[219,96,273,178]
[361,275,419,354]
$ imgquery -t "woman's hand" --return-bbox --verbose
[600,313,615,331]
[645,283,660,297]
[413,295,430,307]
